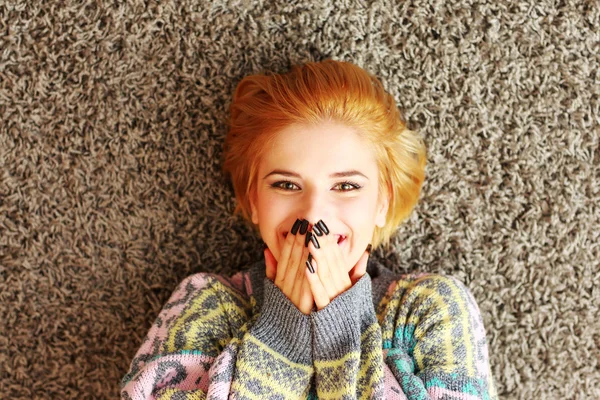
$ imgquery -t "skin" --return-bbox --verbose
[249,120,389,314]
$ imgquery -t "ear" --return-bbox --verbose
[249,188,259,225]
[375,192,389,228]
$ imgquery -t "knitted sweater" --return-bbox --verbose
[121,258,498,399]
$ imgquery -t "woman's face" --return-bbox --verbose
[250,120,389,271]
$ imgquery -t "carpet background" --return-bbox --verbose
[1,0,598,399]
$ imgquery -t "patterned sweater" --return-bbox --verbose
[121,258,498,399]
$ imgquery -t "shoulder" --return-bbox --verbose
[380,272,488,349]
[382,273,496,398]
[380,272,483,327]
[178,270,250,293]
[391,272,474,303]
[369,260,475,308]
[163,270,254,311]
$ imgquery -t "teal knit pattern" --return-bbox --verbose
[120,258,497,399]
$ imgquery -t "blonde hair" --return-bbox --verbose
[222,59,427,249]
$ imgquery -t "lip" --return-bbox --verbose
[282,232,347,245]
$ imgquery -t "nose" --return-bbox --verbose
[300,190,329,228]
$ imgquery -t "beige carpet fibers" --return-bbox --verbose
[1,0,599,398]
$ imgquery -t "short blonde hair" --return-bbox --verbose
[222,59,427,249]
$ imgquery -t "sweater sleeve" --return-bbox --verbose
[382,274,498,400]
[120,273,313,400]
[310,273,385,399]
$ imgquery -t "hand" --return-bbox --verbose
[264,219,314,315]
[304,220,370,310]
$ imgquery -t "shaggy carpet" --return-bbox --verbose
[1,0,598,398]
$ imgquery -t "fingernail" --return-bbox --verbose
[316,220,329,235]
[366,244,372,254]
[312,223,323,236]
[299,219,309,235]
[310,233,320,249]
[305,231,312,247]
[306,254,315,273]
[291,219,302,235]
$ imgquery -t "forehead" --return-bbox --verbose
[261,122,378,175]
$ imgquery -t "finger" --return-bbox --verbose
[317,220,339,273]
[349,249,370,285]
[291,246,309,301]
[276,219,303,286]
[283,220,309,294]
[291,229,312,299]
[309,247,335,299]
[264,248,277,281]
[308,224,333,277]
[309,227,339,298]
[298,272,315,314]
[328,236,352,290]
[305,256,330,310]
[275,232,294,285]
[316,218,353,291]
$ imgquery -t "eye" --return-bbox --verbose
[334,181,362,192]
[270,180,362,192]
[271,180,300,191]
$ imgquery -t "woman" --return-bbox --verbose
[120,59,498,399]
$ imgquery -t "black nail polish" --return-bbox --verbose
[299,219,309,235]
[312,224,323,236]
[310,233,320,249]
[306,254,315,273]
[366,244,372,254]
[305,231,312,247]
[291,219,302,235]
[317,220,329,235]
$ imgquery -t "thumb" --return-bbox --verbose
[264,247,277,281]
[349,248,370,285]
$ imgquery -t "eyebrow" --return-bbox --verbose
[263,169,369,180]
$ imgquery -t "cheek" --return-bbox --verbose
[258,193,287,217]
[256,192,294,234]
[339,196,379,224]
[256,194,294,263]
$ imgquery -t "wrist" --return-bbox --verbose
[310,274,377,359]
[251,278,312,364]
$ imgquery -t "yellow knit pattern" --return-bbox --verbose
[314,323,383,399]
[231,335,313,399]
[155,388,207,400]
[163,277,252,355]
